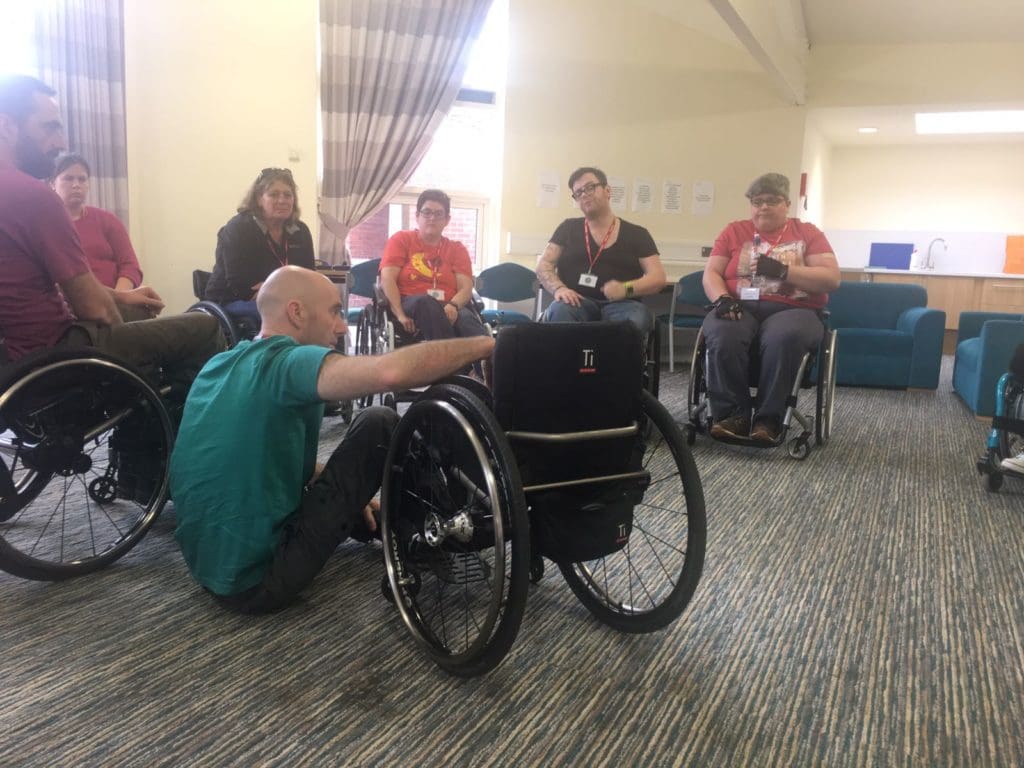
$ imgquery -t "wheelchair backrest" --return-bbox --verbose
[192,270,211,300]
[492,321,644,485]
[349,258,382,300]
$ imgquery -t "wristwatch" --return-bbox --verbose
[625,281,635,297]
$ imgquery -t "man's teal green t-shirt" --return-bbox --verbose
[170,336,332,595]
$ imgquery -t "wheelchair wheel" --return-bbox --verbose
[815,330,837,446]
[187,301,242,348]
[644,323,661,399]
[997,386,1024,469]
[559,391,706,633]
[0,351,172,580]
[381,383,530,677]
[687,334,711,433]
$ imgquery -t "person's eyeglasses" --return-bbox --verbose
[571,181,605,201]
[257,167,293,182]
[418,208,448,220]
[750,196,786,208]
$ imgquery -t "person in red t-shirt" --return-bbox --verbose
[379,189,489,343]
[51,152,151,321]
[701,172,841,444]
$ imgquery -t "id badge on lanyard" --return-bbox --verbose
[582,218,616,289]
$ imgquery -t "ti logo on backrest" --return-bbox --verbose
[580,348,596,374]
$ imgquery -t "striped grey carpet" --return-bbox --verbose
[1,356,1023,767]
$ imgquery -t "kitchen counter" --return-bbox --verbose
[849,267,1024,280]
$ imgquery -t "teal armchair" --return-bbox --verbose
[953,311,1024,416]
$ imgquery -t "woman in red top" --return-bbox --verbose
[51,153,156,319]
[379,189,488,343]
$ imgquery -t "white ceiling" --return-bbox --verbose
[641,0,1024,146]
[803,0,1024,145]
[801,0,1024,45]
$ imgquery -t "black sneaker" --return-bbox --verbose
[710,413,750,439]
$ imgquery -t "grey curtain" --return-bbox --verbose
[34,0,129,223]
[319,0,492,264]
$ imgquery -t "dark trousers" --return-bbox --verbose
[701,302,823,421]
[400,294,490,341]
[59,312,226,395]
[214,406,399,614]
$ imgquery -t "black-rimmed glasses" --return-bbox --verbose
[417,208,448,220]
[750,196,786,208]
[571,181,604,200]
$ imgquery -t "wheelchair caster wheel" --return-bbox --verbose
[88,476,118,503]
[341,400,354,424]
[382,393,397,411]
[787,439,810,460]
[985,471,1004,492]
[684,425,696,446]
[529,555,545,584]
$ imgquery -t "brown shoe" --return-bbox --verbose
[710,413,750,439]
[750,416,781,444]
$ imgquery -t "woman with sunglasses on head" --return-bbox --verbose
[701,172,841,444]
[204,168,315,329]
[379,188,489,344]
[51,152,158,321]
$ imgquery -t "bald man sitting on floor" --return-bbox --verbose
[170,265,494,614]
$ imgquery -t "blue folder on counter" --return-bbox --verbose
[868,242,914,270]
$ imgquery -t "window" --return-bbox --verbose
[0,5,38,74]
[345,0,506,269]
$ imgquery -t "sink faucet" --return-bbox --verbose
[926,238,946,270]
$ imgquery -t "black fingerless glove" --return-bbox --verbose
[755,254,789,280]
[708,294,743,318]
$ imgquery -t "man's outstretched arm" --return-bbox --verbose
[316,336,494,402]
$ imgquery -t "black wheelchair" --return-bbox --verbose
[977,344,1024,492]
[686,315,837,459]
[0,344,174,580]
[379,321,707,677]
[186,269,258,348]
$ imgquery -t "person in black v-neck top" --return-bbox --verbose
[205,168,315,329]
[536,166,666,335]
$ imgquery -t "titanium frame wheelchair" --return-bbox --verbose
[379,322,707,677]
[686,314,837,459]
[0,344,174,580]
[977,344,1024,492]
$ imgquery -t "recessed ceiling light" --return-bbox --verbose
[857,127,878,134]
[915,110,1024,135]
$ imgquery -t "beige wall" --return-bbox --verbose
[500,0,807,264]
[799,117,830,226]
[123,0,319,313]
[825,142,1024,232]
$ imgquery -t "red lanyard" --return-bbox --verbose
[756,221,789,253]
[267,232,289,267]
[422,238,447,288]
[584,218,617,272]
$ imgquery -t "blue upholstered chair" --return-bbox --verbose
[826,281,945,389]
[474,262,539,328]
[346,258,381,324]
[953,312,1024,416]
[655,271,708,372]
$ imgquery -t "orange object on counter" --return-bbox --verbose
[1005,235,1024,274]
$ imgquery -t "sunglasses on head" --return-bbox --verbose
[257,167,293,183]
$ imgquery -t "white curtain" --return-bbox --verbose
[319,0,492,264]
[34,0,128,223]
